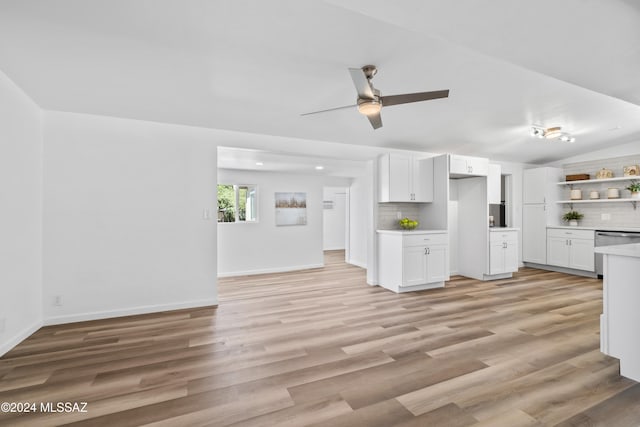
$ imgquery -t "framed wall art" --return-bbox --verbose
[275,192,307,226]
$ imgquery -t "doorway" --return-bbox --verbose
[322,187,348,254]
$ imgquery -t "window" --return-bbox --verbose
[217,184,257,222]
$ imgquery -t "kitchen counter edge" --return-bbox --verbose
[377,229,448,235]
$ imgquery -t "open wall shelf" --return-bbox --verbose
[557,198,638,210]
[557,176,638,186]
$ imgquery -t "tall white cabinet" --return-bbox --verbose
[522,167,562,264]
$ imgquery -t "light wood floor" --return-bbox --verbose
[1,251,639,426]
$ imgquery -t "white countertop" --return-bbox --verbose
[595,243,640,258]
[489,227,520,232]
[377,229,447,235]
[549,226,640,233]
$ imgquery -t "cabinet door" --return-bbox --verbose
[449,155,468,175]
[489,241,505,274]
[413,158,434,202]
[467,157,489,176]
[523,168,548,204]
[389,154,412,202]
[504,240,519,273]
[426,245,447,283]
[547,236,570,267]
[487,164,502,204]
[522,204,547,263]
[402,246,427,287]
[569,238,595,272]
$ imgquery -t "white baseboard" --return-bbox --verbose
[348,259,367,269]
[44,298,218,326]
[217,263,324,278]
[0,319,43,357]
[323,246,346,251]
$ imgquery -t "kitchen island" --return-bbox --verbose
[595,243,640,382]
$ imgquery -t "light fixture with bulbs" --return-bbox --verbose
[530,125,575,143]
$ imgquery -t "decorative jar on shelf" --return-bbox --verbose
[596,168,614,179]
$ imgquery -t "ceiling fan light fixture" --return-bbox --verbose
[560,134,576,143]
[531,125,576,143]
[543,126,562,139]
[531,126,544,138]
[357,99,382,116]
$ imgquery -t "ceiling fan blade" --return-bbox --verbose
[300,104,356,116]
[381,89,449,107]
[348,68,375,100]
[366,112,383,129]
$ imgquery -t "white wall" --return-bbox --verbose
[497,161,526,265]
[547,140,640,166]
[43,111,218,324]
[217,169,350,276]
[0,71,43,356]
[348,173,370,270]
[323,187,347,250]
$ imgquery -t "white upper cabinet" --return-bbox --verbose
[487,163,502,204]
[449,154,489,178]
[379,153,434,203]
[523,167,562,204]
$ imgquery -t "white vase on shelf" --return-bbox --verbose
[569,220,578,227]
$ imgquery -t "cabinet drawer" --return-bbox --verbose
[489,230,518,243]
[547,228,594,240]
[403,233,448,247]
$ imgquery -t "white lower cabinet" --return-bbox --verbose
[489,230,518,275]
[546,228,595,272]
[378,230,449,293]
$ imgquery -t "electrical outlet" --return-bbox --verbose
[54,295,63,306]
[202,208,211,220]
[0,317,5,333]
[396,211,402,220]
[601,213,611,221]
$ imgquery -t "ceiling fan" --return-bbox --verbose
[302,65,449,130]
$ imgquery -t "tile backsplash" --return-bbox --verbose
[377,203,421,229]
[562,154,640,227]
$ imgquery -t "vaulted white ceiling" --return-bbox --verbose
[1,0,639,166]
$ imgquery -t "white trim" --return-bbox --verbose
[324,246,346,251]
[348,259,367,269]
[43,298,218,326]
[0,319,43,357]
[217,263,324,278]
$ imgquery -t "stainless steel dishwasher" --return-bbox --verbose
[595,230,640,277]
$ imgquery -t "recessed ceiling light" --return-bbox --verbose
[255,162,263,166]
[315,165,324,170]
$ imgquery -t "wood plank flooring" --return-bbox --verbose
[1,250,639,426]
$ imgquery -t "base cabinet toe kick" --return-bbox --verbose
[596,243,640,382]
